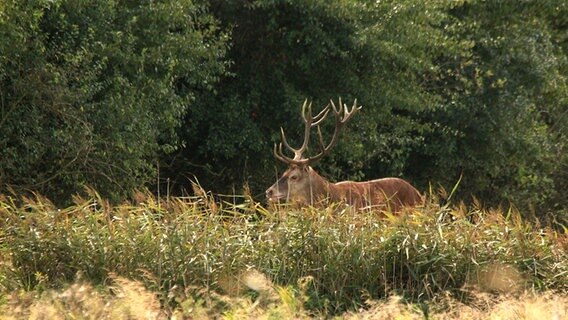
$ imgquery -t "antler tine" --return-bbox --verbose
[329,98,362,123]
[279,127,296,153]
[311,105,331,127]
[341,98,362,123]
[273,142,295,164]
[273,98,360,166]
[274,99,315,164]
[329,97,342,115]
[304,98,361,163]
[295,100,314,160]
[315,125,326,152]
[300,99,331,125]
[300,99,310,123]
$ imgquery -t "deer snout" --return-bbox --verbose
[265,185,283,202]
[265,188,273,199]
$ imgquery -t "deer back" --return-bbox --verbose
[331,177,422,212]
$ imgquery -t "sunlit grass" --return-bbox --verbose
[1,273,565,319]
[0,189,566,317]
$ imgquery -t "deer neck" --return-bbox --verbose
[306,167,340,205]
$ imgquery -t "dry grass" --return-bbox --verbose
[0,273,566,319]
[342,292,568,320]
[0,276,164,320]
[435,291,568,320]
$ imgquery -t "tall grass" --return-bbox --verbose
[0,190,566,315]
[2,276,566,319]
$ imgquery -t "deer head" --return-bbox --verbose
[265,98,361,205]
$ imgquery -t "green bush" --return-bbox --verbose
[0,0,228,203]
[1,0,567,229]
[166,0,568,217]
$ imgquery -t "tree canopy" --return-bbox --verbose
[1,0,566,219]
[0,0,228,201]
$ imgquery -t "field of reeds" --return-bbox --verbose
[0,188,566,319]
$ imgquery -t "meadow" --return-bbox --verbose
[0,188,566,319]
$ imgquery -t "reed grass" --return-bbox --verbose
[0,189,566,316]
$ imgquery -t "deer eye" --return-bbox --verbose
[289,175,298,181]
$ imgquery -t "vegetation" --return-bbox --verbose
[0,0,566,220]
[2,278,567,319]
[0,0,228,202]
[167,0,568,219]
[0,191,566,317]
[1,0,567,318]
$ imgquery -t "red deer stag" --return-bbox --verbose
[265,98,422,213]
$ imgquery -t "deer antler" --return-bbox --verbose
[274,98,361,166]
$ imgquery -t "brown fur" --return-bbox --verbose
[267,98,422,213]
[266,165,422,213]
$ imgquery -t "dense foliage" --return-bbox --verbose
[1,0,567,217]
[1,192,566,315]
[0,0,228,201]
